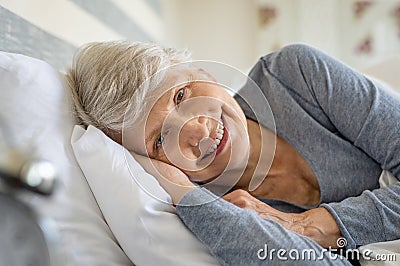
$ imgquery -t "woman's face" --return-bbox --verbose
[126,66,249,183]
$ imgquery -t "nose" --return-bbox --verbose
[180,116,209,149]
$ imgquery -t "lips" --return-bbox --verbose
[201,118,228,159]
[215,123,228,156]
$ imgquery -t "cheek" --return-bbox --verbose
[230,99,247,125]
[123,124,147,154]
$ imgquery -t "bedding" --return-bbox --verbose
[0,50,219,265]
[71,125,219,265]
[1,49,399,266]
[0,51,131,265]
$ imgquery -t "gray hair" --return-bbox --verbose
[66,40,191,138]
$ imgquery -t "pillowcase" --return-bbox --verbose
[0,51,132,265]
[71,125,220,266]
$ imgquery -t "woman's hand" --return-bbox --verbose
[131,152,196,205]
[223,189,342,248]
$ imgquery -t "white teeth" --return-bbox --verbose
[205,120,225,156]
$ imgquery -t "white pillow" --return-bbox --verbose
[71,125,220,266]
[0,52,132,265]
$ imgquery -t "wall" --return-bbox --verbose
[0,0,163,46]
[163,0,259,73]
[257,0,400,69]
[163,0,400,72]
[0,0,163,69]
[2,0,400,72]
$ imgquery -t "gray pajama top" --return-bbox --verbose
[176,44,400,265]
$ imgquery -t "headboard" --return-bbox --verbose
[0,2,169,265]
[0,6,76,70]
[0,1,161,70]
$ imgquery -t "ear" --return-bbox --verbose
[106,128,122,145]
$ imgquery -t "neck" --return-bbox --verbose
[236,119,321,206]
[235,119,276,189]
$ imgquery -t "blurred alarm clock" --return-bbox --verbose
[0,118,58,266]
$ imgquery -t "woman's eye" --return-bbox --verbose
[155,135,164,149]
[175,88,185,104]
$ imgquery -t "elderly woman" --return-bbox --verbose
[67,41,400,265]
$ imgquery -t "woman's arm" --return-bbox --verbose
[258,44,400,249]
[176,188,351,265]
[135,154,350,265]
[223,189,341,249]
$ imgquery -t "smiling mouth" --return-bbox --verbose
[201,118,228,160]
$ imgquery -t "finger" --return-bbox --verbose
[228,198,251,209]
[223,195,249,206]
[222,189,251,201]
[226,197,262,211]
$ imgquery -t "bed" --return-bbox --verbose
[1,4,399,266]
[0,3,219,266]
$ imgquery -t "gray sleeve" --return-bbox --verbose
[261,44,400,248]
[176,188,351,266]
